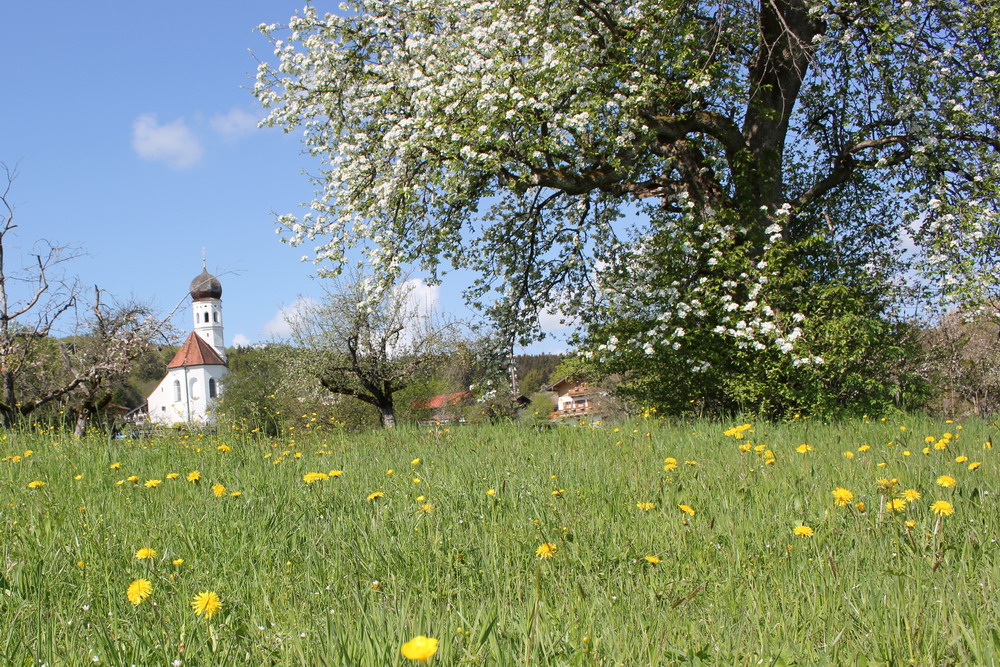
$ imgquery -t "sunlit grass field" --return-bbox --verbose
[1,415,997,665]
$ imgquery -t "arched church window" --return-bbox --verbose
[172,380,181,402]
[204,312,210,323]
[208,378,217,398]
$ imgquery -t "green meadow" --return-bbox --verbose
[1,416,997,665]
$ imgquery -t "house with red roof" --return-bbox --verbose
[146,263,229,425]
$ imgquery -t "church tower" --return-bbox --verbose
[190,262,226,361]
[146,262,229,425]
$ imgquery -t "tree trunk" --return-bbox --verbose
[74,407,90,438]
[379,404,396,429]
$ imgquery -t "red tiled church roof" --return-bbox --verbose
[166,332,227,368]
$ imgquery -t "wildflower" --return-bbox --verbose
[367,491,385,502]
[796,444,813,453]
[536,543,557,559]
[411,458,421,466]
[855,501,866,512]
[386,469,395,476]
[144,479,161,488]
[127,579,152,605]
[27,480,44,489]
[905,520,917,528]
[876,478,898,492]
[793,525,814,538]
[109,462,122,469]
[135,548,156,560]
[186,471,201,482]
[968,461,981,471]
[166,473,179,479]
[832,487,854,506]
[303,472,329,484]
[329,470,344,477]
[887,498,906,512]
[738,443,752,453]
[415,496,425,502]
[843,451,854,459]
[663,462,678,472]
[858,445,871,452]
[212,484,226,497]
[412,478,421,484]
[230,491,242,497]
[172,558,184,566]
[936,475,956,488]
[191,591,222,619]
[644,555,661,564]
[684,460,698,466]
[902,489,921,501]
[955,456,968,463]
[551,488,565,496]
[217,444,231,452]
[486,489,496,496]
[74,474,83,480]
[401,636,438,661]
[636,502,655,511]
[678,504,695,516]
[931,500,954,516]
[127,476,139,483]
[419,503,433,513]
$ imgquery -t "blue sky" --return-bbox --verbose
[2,1,569,352]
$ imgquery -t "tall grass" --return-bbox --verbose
[0,414,996,665]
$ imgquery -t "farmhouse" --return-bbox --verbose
[146,264,228,425]
[547,377,600,420]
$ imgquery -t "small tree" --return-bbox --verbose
[289,275,460,428]
[0,164,165,429]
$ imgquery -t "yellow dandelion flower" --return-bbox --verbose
[535,543,558,559]
[27,480,45,489]
[955,456,968,463]
[796,444,813,453]
[663,463,678,472]
[843,451,855,459]
[793,525,814,538]
[186,471,200,482]
[858,445,871,452]
[738,443,752,453]
[144,479,161,488]
[415,495,425,502]
[401,636,438,662]
[367,491,385,502]
[419,503,434,513]
[902,489,921,501]
[905,520,917,528]
[887,498,906,512]
[832,487,854,506]
[551,488,565,496]
[166,473,179,479]
[636,502,655,511]
[109,462,122,469]
[217,444,231,452]
[303,472,329,484]
[127,578,152,605]
[229,491,242,497]
[411,458,421,466]
[968,461,981,471]
[486,488,496,496]
[329,470,344,477]
[386,469,395,475]
[127,475,139,483]
[936,475,956,488]
[644,555,661,564]
[855,501,866,512]
[191,591,222,619]
[931,500,954,516]
[135,547,156,560]
[212,484,226,497]
[678,504,695,516]
[924,436,936,443]
[172,558,184,566]
[74,474,83,481]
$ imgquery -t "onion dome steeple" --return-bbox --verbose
[189,259,222,301]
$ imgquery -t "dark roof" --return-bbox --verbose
[167,332,227,368]
[190,268,222,300]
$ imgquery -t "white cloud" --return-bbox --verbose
[210,108,261,140]
[401,278,439,320]
[131,113,203,169]
[262,297,317,339]
[231,333,251,347]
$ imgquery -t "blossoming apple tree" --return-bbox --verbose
[255,0,999,414]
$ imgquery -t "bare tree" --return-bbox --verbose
[0,164,166,429]
[290,274,461,428]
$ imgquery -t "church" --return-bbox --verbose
[146,265,229,425]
